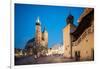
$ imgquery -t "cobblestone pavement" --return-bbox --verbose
[15,55,75,65]
[36,55,75,64]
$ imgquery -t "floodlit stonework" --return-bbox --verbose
[63,8,94,61]
[72,8,94,61]
[47,44,64,56]
[35,17,48,48]
[63,14,76,58]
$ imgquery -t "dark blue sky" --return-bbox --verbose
[15,3,84,49]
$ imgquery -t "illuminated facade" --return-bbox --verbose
[47,44,64,56]
[63,14,76,58]
[71,8,94,61]
[63,8,94,61]
[35,17,48,48]
[24,17,48,56]
[35,17,42,47]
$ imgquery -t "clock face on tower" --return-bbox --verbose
[66,14,74,24]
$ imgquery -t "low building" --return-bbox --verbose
[25,38,35,56]
[47,44,64,56]
[15,48,24,57]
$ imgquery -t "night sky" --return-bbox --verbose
[15,3,84,49]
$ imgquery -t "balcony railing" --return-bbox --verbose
[72,25,94,46]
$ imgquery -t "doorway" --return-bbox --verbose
[75,51,80,61]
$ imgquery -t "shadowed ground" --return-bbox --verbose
[15,55,75,65]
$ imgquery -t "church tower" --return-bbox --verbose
[35,17,42,47]
[42,27,48,48]
[63,14,76,58]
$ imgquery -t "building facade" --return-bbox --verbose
[63,8,94,61]
[71,8,94,61]
[35,17,48,48]
[47,44,64,56]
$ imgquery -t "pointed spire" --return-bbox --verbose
[43,26,47,33]
[36,16,41,25]
[36,16,40,23]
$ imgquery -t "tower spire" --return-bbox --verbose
[36,16,40,23]
[43,26,46,33]
[36,16,41,25]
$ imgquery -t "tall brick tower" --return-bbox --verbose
[35,17,42,47]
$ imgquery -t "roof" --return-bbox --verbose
[78,8,93,23]
[25,38,35,49]
[71,8,94,41]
